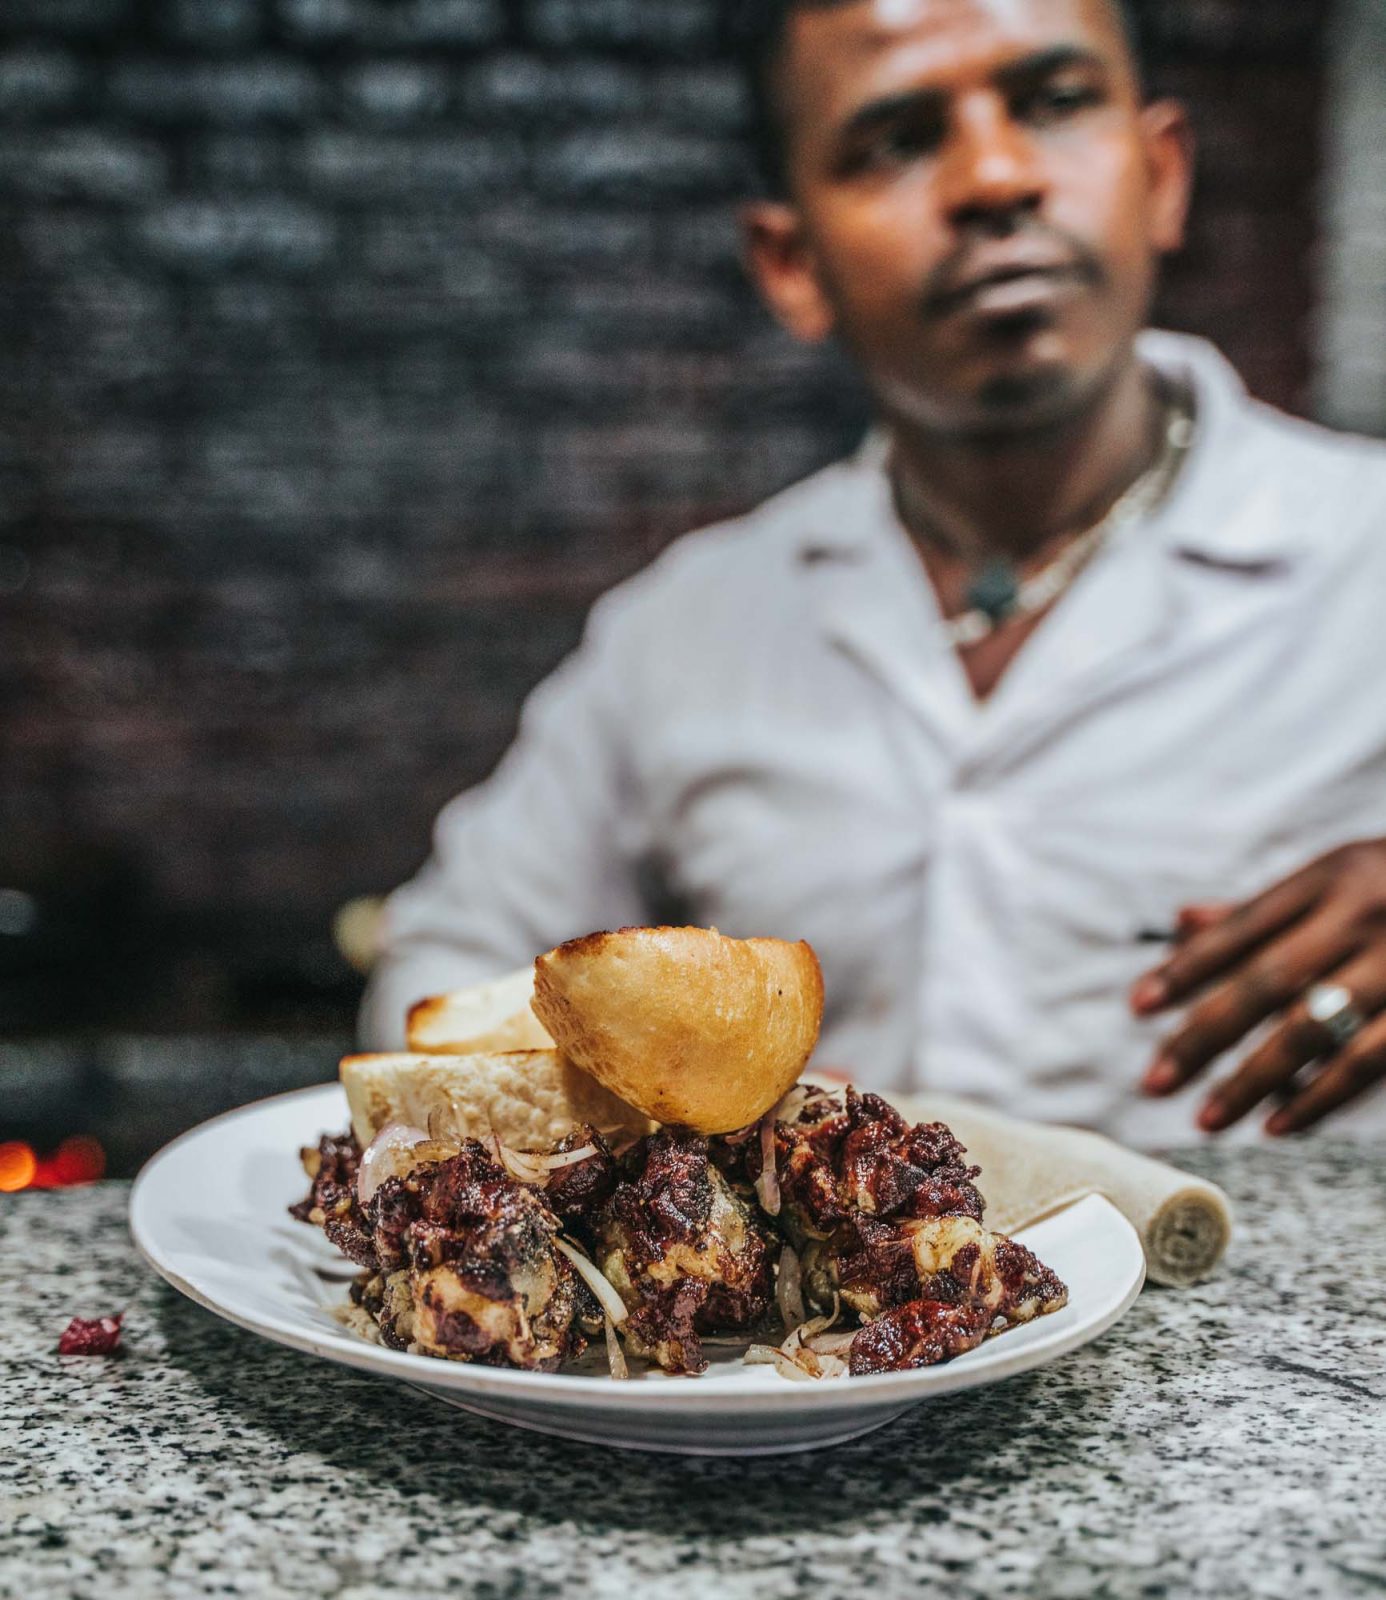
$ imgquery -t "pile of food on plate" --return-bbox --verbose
[290,926,1068,1380]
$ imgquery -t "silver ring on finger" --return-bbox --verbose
[1304,982,1368,1051]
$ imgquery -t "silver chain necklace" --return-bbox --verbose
[900,386,1197,651]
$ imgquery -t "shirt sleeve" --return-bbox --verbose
[358,592,649,1048]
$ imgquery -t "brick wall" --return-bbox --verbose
[1145,1,1328,409]
[1315,0,1386,434]
[0,0,1330,1031]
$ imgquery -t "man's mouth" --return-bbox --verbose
[926,258,1094,320]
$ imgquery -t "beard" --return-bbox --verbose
[871,322,1133,449]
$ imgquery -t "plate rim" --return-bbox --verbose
[129,1081,1147,1416]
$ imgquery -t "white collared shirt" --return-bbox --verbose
[363,333,1386,1146]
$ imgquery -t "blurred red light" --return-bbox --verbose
[0,1135,106,1192]
[0,1142,37,1192]
[53,1136,106,1185]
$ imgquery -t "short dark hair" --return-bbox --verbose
[727,0,1152,197]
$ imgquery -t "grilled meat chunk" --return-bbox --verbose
[848,1299,995,1375]
[723,1087,1068,1374]
[295,1136,594,1371]
[762,1087,986,1242]
[541,1126,621,1238]
[290,1129,361,1214]
[404,1145,584,1367]
[594,1129,778,1375]
[289,1130,376,1267]
[827,1211,1070,1373]
[807,1211,1066,1323]
[352,1266,417,1350]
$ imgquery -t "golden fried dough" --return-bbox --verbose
[531,927,823,1134]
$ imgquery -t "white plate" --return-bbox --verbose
[130,1083,1146,1456]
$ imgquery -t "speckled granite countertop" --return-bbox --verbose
[2,1145,1382,1600]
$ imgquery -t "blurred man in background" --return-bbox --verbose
[363,0,1386,1146]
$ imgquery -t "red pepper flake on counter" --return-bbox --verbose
[57,1313,124,1355]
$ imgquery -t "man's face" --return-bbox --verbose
[745,0,1192,438]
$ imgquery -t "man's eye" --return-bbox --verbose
[849,123,942,172]
[1019,82,1103,122]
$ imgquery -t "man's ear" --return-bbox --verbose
[740,199,837,345]
[1140,99,1195,256]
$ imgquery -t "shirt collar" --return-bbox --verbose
[793,332,1310,574]
[1137,330,1307,569]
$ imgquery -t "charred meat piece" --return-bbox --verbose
[848,1299,995,1375]
[595,1129,778,1375]
[296,1136,594,1371]
[351,1266,418,1351]
[758,1087,985,1242]
[541,1126,621,1239]
[408,1144,586,1367]
[289,1130,377,1267]
[290,1130,361,1216]
[727,1088,1068,1374]
[816,1211,1069,1336]
[405,1142,596,1369]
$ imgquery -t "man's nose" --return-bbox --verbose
[938,97,1046,230]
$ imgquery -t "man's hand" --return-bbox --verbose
[1130,841,1386,1136]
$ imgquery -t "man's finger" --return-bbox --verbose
[1131,869,1325,1016]
[1140,909,1359,1097]
[1192,1009,1326,1131]
[1176,903,1237,936]
[1199,949,1386,1130]
[1195,953,1382,1128]
[1265,1014,1386,1135]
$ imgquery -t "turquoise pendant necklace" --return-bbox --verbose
[898,385,1196,651]
[964,561,1023,627]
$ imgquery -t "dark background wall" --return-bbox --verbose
[0,0,1330,1039]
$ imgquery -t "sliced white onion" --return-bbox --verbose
[553,1236,629,1329]
[796,1292,842,1343]
[532,1143,597,1172]
[744,1336,849,1381]
[771,1084,815,1125]
[603,1315,629,1380]
[754,1113,781,1216]
[744,1345,815,1382]
[357,1122,429,1206]
[486,1135,549,1186]
[776,1244,806,1330]
[750,1292,851,1381]
[804,1330,857,1357]
[485,1137,598,1186]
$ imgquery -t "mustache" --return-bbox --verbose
[920,226,1107,317]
